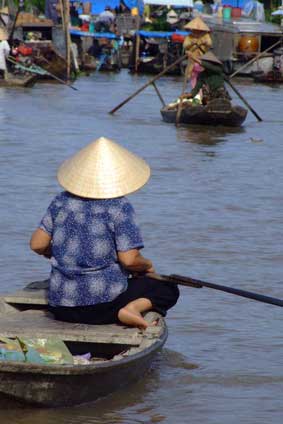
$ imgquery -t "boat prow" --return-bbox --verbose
[0,283,167,407]
[161,98,248,127]
[0,75,37,88]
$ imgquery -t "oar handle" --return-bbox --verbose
[147,273,283,307]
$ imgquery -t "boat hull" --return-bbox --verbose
[0,75,37,88]
[161,100,248,127]
[0,331,166,407]
[0,287,167,408]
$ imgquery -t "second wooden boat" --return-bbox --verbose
[161,98,248,127]
[0,282,166,407]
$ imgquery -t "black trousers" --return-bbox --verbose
[49,276,179,325]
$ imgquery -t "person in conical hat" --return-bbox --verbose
[181,50,230,105]
[182,17,212,88]
[0,27,10,80]
[30,137,179,329]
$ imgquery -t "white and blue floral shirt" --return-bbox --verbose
[39,192,144,307]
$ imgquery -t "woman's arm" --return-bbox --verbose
[30,228,52,258]
[118,249,154,273]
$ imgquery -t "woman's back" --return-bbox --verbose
[40,192,144,307]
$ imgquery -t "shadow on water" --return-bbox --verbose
[175,124,246,146]
[0,349,197,424]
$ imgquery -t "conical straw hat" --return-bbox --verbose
[0,27,8,41]
[57,137,151,199]
[184,17,210,32]
[201,51,222,65]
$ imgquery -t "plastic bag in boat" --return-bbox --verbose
[21,338,74,365]
[0,336,44,363]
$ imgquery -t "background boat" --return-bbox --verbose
[161,98,248,127]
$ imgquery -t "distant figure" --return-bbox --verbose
[45,0,59,22]
[0,28,10,79]
[181,51,230,105]
[183,17,212,88]
[95,6,115,32]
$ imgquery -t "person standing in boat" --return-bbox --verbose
[0,28,10,80]
[181,51,230,105]
[30,137,179,329]
[182,16,212,89]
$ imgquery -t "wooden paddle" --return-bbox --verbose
[224,78,262,122]
[109,54,187,115]
[147,273,283,307]
[175,74,188,126]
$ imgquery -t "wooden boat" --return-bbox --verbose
[70,29,122,73]
[31,43,68,80]
[161,98,248,127]
[0,74,37,88]
[0,282,166,407]
[129,31,186,75]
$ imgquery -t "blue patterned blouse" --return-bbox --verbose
[39,192,144,307]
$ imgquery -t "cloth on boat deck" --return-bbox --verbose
[39,192,144,307]
[190,60,229,103]
[49,276,180,324]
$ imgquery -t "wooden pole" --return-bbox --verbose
[175,74,187,126]
[229,38,282,79]
[134,14,141,73]
[151,81,166,106]
[109,54,187,114]
[225,78,262,122]
[148,273,283,307]
[64,0,71,81]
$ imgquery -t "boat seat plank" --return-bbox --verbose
[0,310,142,346]
[3,280,49,306]
[3,289,48,305]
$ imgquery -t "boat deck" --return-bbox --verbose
[0,283,145,346]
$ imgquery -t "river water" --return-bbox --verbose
[0,71,282,423]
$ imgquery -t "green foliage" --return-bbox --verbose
[265,7,282,24]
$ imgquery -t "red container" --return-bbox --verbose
[231,7,241,18]
[81,22,89,32]
[18,45,33,56]
[171,33,185,43]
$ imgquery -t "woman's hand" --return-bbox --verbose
[180,92,192,99]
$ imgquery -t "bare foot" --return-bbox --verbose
[118,307,149,329]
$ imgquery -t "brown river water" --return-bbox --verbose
[0,71,282,423]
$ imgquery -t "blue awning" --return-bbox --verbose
[70,29,119,39]
[138,30,189,38]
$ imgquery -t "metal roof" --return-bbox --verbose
[204,16,283,35]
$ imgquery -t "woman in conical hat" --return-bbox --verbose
[30,137,179,329]
[182,17,212,88]
[181,50,230,105]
